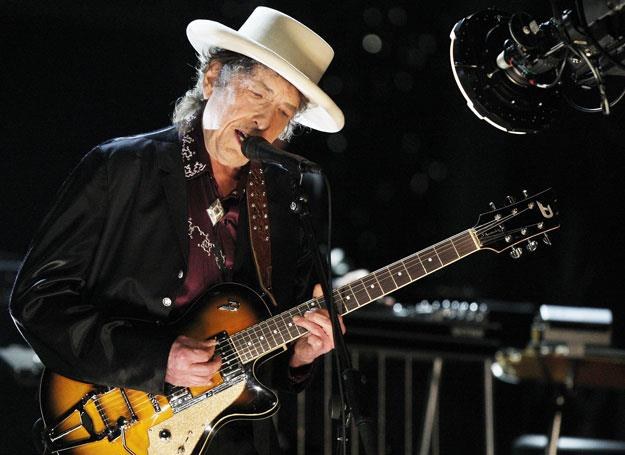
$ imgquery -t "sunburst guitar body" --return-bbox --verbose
[40,283,281,455]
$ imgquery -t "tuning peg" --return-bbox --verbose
[489,202,496,210]
[506,195,515,205]
[522,189,529,198]
[526,240,538,252]
[542,234,552,246]
[509,247,523,259]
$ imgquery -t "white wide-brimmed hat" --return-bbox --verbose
[187,7,344,133]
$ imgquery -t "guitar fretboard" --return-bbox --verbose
[230,229,479,364]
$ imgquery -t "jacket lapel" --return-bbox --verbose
[156,135,189,263]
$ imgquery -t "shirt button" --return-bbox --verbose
[162,297,172,307]
[177,270,184,279]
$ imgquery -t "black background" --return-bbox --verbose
[3,0,625,453]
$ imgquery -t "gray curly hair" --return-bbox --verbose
[172,48,306,141]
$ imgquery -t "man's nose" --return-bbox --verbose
[251,110,284,142]
[252,108,272,131]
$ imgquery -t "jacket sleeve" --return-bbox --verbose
[9,147,175,394]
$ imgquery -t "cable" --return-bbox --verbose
[563,81,625,112]
[537,50,569,88]
[566,44,611,113]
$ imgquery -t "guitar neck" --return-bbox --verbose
[230,229,480,364]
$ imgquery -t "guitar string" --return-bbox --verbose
[233,237,479,362]
[75,207,548,418]
[235,232,477,343]
[235,208,549,361]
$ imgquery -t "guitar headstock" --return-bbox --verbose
[474,188,559,257]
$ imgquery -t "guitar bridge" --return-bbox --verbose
[45,386,142,451]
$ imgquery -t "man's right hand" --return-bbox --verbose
[164,335,222,387]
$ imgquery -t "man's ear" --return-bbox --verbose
[202,61,224,99]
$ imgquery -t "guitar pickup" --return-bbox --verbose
[214,331,244,380]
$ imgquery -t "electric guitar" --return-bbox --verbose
[39,189,559,454]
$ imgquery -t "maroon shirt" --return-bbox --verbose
[175,125,246,308]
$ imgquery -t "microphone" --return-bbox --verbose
[242,135,322,175]
[450,2,625,134]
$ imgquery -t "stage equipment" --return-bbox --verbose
[348,298,536,355]
[348,298,536,455]
[493,304,618,387]
[450,0,625,133]
[346,298,537,455]
[493,305,622,455]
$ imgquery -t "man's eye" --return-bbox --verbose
[249,90,263,98]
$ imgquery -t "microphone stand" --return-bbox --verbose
[288,169,376,455]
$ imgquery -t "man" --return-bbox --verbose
[10,7,344,454]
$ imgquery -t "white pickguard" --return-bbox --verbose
[147,381,246,454]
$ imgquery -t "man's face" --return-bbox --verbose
[202,63,302,168]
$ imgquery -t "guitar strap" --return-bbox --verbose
[246,161,278,307]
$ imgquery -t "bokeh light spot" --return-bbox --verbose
[362,34,383,54]
[428,161,448,182]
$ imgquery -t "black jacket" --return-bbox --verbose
[10,126,315,396]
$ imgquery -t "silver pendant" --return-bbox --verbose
[207,198,225,225]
